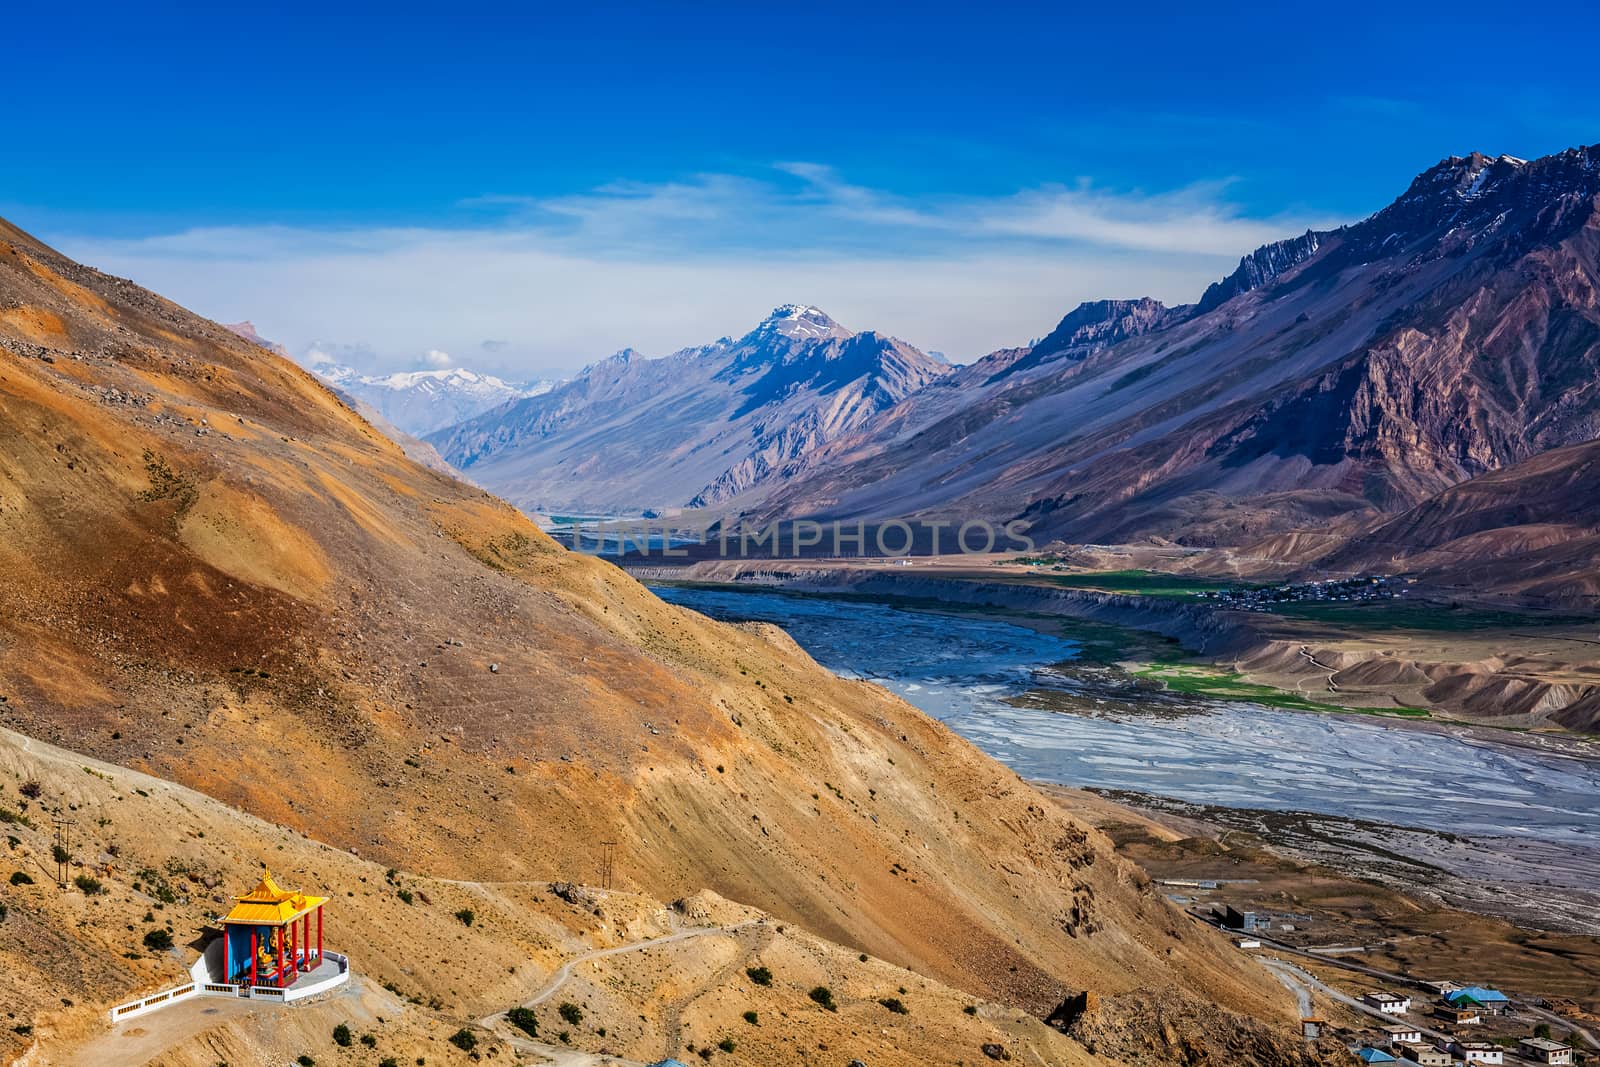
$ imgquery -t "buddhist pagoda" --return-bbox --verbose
[220,868,329,988]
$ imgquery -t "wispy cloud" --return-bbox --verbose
[53,164,1344,375]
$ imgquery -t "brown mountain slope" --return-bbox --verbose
[1317,435,1600,608]
[0,217,1307,1059]
[748,146,1600,554]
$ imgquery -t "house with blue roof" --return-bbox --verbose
[1356,1047,1398,1064]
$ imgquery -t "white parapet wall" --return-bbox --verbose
[108,952,350,1021]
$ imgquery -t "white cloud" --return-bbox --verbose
[423,348,454,368]
[51,165,1344,375]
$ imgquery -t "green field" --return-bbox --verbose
[1269,599,1594,631]
[1010,568,1253,599]
[1130,661,1432,717]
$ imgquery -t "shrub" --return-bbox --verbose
[0,902,7,922]
[963,1004,978,1015]
[878,996,908,1014]
[52,845,69,865]
[558,1001,583,1025]
[741,1010,758,1025]
[332,1023,352,1047]
[360,1033,377,1048]
[506,1007,538,1037]
[447,1029,476,1052]
[396,889,413,905]
[454,908,474,926]
[10,871,33,886]
[296,1057,314,1067]
[808,986,836,1012]
[74,874,102,895]
[142,928,174,951]
[18,781,41,799]
[745,965,773,987]
[379,1060,398,1067]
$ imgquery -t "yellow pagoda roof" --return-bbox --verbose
[222,868,328,926]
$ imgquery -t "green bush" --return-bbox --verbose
[718,1038,736,1053]
[360,1033,377,1048]
[447,1029,476,1052]
[396,889,414,905]
[296,1057,314,1067]
[8,871,31,886]
[454,908,474,926]
[74,874,102,895]
[808,986,836,1012]
[741,1010,758,1025]
[332,1023,352,1047]
[142,928,174,951]
[878,996,908,1014]
[745,965,773,986]
[506,1007,538,1037]
[558,1001,583,1025]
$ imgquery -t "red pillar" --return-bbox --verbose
[303,913,310,970]
[316,906,323,964]
[223,926,231,982]
[275,926,284,988]
[250,928,258,986]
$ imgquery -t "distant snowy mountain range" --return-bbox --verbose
[312,364,553,435]
[223,322,553,435]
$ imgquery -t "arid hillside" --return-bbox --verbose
[0,217,1314,1062]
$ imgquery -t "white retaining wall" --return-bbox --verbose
[108,952,350,1021]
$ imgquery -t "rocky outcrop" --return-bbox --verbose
[1196,231,1322,312]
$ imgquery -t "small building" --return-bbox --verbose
[1421,980,1462,996]
[1383,1024,1423,1047]
[1363,991,1413,1015]
[1445,1039,1503,1065]
[1236,937,1262,949]
[1395,1043,1450,1067]
[1517,1037,1575,1065]
[1356,1048,1398,1064]
[1435,1002,1482,1026]
[1222,905,1258,931]
[1445,987,1509,1015]
[221,868,330,990]
[1302,1017,1326,1040]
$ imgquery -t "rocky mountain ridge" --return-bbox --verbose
[429,303,951,512]
[742,143,1600,594]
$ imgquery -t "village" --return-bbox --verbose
[1198,902,1588,1066]
[1194,575,1412,612]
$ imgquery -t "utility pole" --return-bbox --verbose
[598,840,617,890]
[52,815,73,889]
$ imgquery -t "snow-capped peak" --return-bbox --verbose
[754,304,850,340]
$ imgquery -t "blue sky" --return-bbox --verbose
[8,2,1596,374]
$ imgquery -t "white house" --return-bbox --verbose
[1362,991,1412,1014]
[1517,1037,1574,1065]
[1446,1039,1502,1065]
[1382,1024,1423,1047]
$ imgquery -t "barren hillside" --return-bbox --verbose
[0,217,1313,1062]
